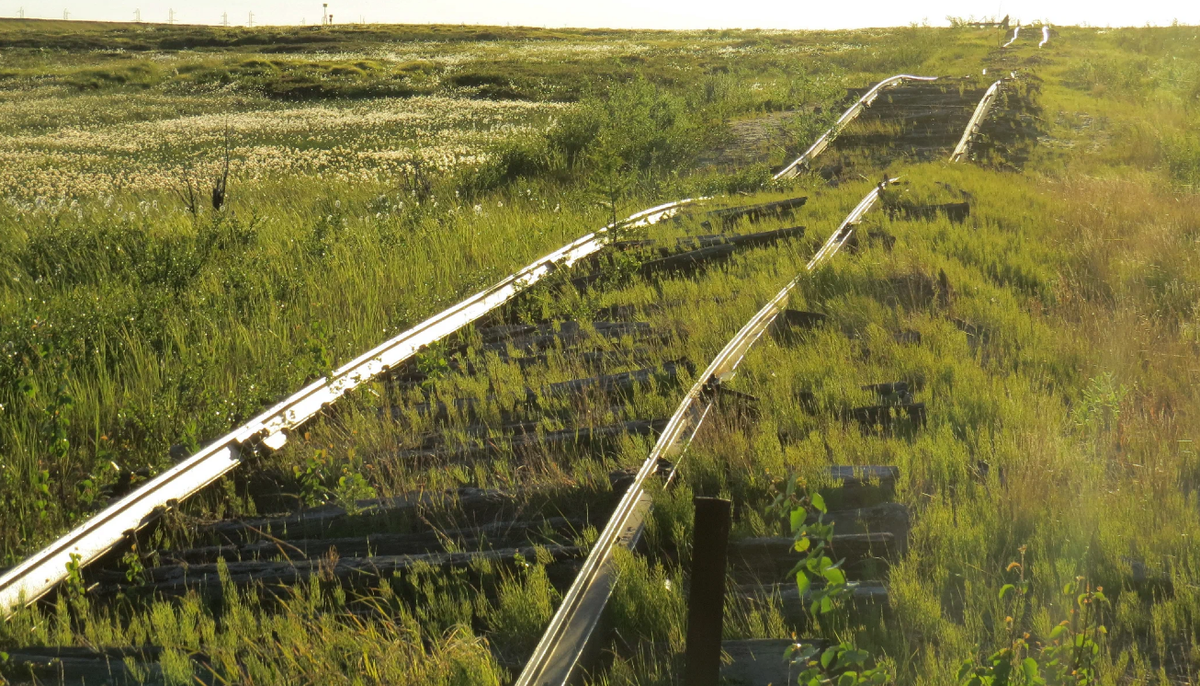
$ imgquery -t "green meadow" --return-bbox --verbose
[0,17,1199,686]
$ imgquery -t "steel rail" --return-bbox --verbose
[949,78,1007,163]
[1003,25,1020,48]
[773,74,939,180]
[515,179,898,686]
[0,197,704,617]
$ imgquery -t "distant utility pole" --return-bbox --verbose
[322,3,328,25]
[17,7,24,18]
[221,11,228,26]
[247,10,253,27]
[62,9,68,20]
[168,8,175,24]
[134,8,141,21]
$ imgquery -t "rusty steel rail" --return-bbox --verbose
[514,179,898,686]
[773,74,939,180]
[0,198,705,618]
[950,78,1008,163]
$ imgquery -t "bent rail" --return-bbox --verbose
[514,179,898,686]
[1003,25,1020,48]
[773,74,938,180]
[950,78,1007,163]
[0,198,702,617]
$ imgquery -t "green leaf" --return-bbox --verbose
[812,492,827,514]
[1022,657,1039,682]
[823,567,846,586]
[842,648,869,665]
[796,572,812,596]
[999,583,1015,599]
[795,536,811,552]
[821,646,838,669]
[787,643,819,663]
[791,507,806,533]
[820,595,833,613]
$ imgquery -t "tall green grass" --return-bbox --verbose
[2,20,1200,686]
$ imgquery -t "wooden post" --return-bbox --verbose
[684,497,732,686]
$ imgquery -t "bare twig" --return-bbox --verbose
[173,174,200,222]
[211,125,231,211]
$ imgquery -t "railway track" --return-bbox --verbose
[0,71,1039,686]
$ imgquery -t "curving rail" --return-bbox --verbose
[514,179,898,686]
[518,79,1008,682]
[773,74,938,180]
[1003,25,1021,48]
[950,78,1008,163]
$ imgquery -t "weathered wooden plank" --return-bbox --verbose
[162,517,583,565]
[106,545,583,594]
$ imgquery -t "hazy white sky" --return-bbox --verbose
[15,0,1200,30]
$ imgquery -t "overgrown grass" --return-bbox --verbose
[2,18,1200,686]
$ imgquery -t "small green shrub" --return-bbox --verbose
[957,550,1109,686]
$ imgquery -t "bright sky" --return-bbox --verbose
[17,0,1200,30]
